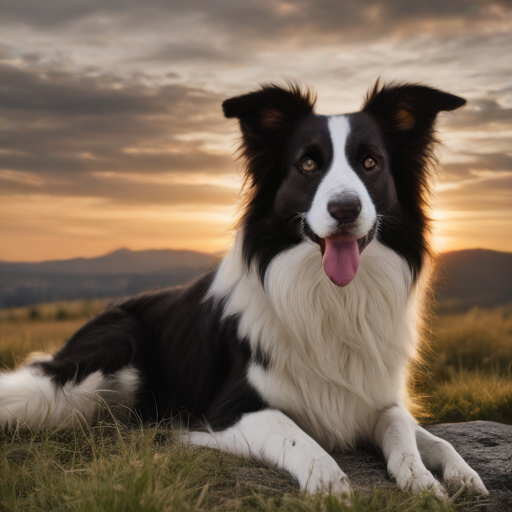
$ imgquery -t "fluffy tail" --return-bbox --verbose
[0,354,140,430]
[0,306,147,430]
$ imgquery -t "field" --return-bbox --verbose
[1,300,511,511]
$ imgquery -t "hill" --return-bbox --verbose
[0,248,213,275]
[0,248,214,308]
[435,248,512,311]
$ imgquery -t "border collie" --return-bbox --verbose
[0,81,488,498]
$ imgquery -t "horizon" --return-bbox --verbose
[0,246,215,264]
[1,244,511,265]
[1,1,511,261]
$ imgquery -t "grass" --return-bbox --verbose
[0,299,109,370]
[430,306,512,375]
[0,299,110,323]
[0,423,458,512]
[421,371,512,423]
[0,319,86,370]
[412,304,512,424]
[1,299,510,511]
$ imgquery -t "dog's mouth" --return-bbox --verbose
[302,218,377,287]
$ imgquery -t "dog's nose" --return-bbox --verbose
[327,195,362,224]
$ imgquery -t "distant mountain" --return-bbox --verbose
[1,247,511,311]
[435,249,512,311]
[0,248,213,275]
[0,248,215,308]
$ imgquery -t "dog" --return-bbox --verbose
[0,80,488,498]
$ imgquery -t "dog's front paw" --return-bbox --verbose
[444,461,489,496]
[388,453,448,499]
[298,455,352,498]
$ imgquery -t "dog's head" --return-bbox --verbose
[224,81,465,286]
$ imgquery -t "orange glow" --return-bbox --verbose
[3,189,512,262]
[0,195,237,261]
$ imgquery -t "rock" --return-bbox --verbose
[331,421,512,511]
[425,421,512,511]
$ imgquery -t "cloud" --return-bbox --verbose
[443,153,512,179]
[445,98,512,130]
[1,0,511,258]
[0,175,236,206]
[143,42,243,64]
[1,55,511,210]
[0,62,237,204]
[437,153,512,221]
[1,0,508,45]
[0,63,221,118]
[438,176,512,211]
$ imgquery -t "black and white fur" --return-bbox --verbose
[0,81,488,498]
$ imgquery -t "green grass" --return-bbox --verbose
[1,300,510,511]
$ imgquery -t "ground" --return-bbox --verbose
[1,300,511,511]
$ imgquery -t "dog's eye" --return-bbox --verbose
[363,157,378,171]
[299,158,318,173]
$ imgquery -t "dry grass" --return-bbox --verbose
[412,304,512,424]
[419,371,512,424]
[432,306,512,375]
[0,298,110,323]
[0,319,84,370]
[0,299,109,370]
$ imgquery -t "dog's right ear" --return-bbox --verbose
[222,84,316,138]
[222,84,316,191]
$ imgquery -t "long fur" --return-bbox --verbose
[210,236,418,449]
[0,80,487,497]
[0,357,139,429]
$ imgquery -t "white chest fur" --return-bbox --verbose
[208,237,421,450]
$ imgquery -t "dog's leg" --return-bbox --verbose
[184,409,352,496]
[374,405,448,498]
[415,425,488,495]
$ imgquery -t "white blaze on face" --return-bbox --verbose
[306,115,377,239]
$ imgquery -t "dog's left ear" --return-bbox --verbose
[361,81,466,263]
[223,83,316,139]
[362,81,466,133]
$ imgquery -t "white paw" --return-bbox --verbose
[389,453,448,499]
[444,461,489,496]
[299,455,352,498]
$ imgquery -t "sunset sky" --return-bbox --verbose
[1,0,511,262]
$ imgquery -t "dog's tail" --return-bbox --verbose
[0,307,143,430]
[0,356,140,430]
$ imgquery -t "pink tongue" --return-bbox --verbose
[322,239,360,286]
